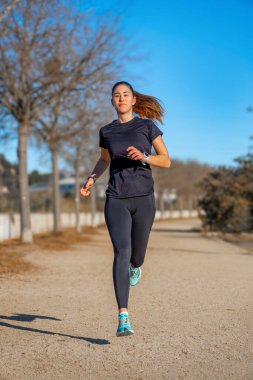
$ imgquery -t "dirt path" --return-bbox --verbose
[0,219,252,380]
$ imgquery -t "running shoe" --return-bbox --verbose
[116,312,135,337]
[129,264,142,286]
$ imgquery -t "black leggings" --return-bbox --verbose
[104,193,156,309]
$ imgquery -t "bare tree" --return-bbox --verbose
[33,94,87,232]
[0,0,64,242]
[62,116,97,232]
[0,0,126,240]
[0,0,20,22]
[61,93,113,232]
[152,158,214,211]
[32,18,122,232]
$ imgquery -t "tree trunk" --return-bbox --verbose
[188,195,193,217]
[0,0,20,22]
[179,195,183,217]
[159,190,165,218]
[74,153,81,233]
[51,144,62,232]
[169,196,173,217]
[91,185,97,227]
[18,123,33,243]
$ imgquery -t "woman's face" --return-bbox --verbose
[111,84,136,114]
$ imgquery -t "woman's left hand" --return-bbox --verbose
[126,146,144,161]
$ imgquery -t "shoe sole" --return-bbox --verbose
[116,329,135,337]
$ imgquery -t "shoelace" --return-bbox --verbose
[129,267,140,278]
[119,313,131,327]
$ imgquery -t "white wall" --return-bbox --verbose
[0,210,199,241]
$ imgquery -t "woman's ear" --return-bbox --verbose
[132,96,136,106]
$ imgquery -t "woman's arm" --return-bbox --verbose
[80,148,110,197]
[126,135,171,169]
[147,135,171,168]
[91,148,111,178]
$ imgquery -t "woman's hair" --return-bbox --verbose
[111,81,165,125]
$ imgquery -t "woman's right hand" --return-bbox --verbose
[80,178,94,198]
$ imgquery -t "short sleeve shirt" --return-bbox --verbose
[99,116,163,198]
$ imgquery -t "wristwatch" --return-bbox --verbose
[87,173,97,183]
[141,152,150,166]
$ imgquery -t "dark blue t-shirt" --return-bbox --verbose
[99,116,163,198]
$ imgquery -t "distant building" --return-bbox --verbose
[161,188,177,203]
[29,177,108,198]
[29,182,50,193]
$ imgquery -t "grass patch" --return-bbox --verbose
[0,226,104,276]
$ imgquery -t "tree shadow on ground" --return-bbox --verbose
[0,314,110,345]
[152,228,202,233]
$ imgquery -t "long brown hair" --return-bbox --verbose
[111,81,165,125]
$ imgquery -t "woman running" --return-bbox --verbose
[80,81,171,337]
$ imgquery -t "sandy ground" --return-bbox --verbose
[0,218,252,380]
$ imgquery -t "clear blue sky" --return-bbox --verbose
[1,0,253,172]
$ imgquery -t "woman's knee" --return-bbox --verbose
[131,256,144,268]
[114,246,131,264]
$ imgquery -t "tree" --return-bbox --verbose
[197,149,253,233]
[0,0,19,22]
[60,93,113,232]
[152,158,213,211]
[0,0,71,241]
[32,20,121,232]
[0,0,126,240]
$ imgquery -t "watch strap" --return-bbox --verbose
[87,174,97,183]
[142,152,150,164]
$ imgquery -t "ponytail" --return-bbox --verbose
[111,81,165,125]
[133,90,165,125]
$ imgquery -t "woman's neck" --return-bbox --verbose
[117,113,135,124]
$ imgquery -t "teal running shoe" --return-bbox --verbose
[116,312,135,337]
[129,264,142,286]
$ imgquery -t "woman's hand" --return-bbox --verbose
[126,146,144,161]
[80,178,94,198]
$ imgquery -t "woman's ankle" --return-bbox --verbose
[119,307,128,314]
